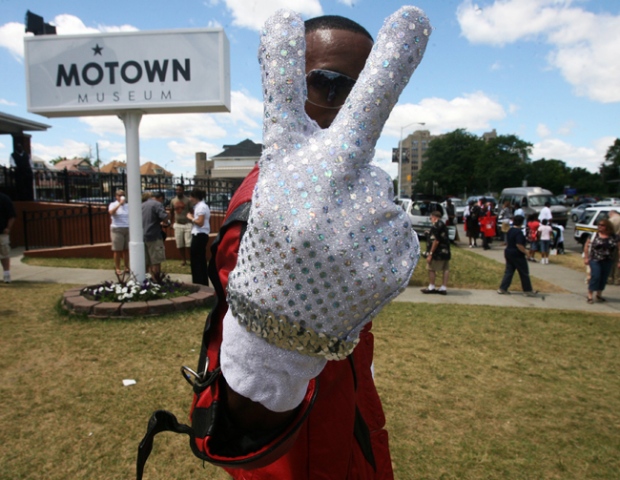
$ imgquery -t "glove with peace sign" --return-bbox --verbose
[221,6,431,412]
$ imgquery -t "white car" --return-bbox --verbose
[396,198,456,242]
[574,206,614,245]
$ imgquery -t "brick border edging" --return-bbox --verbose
[62,284,215,318]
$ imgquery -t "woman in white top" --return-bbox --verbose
[108,189,130,275]
[187,188,211,285]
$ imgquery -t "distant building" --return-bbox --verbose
[32,156,56,172]
[196,138,262,180]
[140,161,172,177]
[53,158,96,173]
[100,160,127,174]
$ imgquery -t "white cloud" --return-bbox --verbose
[537,123,551,137]
[52,14,138,35]
[456,0,620,103]
[385,91,507,137]
[531,136,615,172]
[0,22,28,60]
[557,120,575,136]
[31,139,91,161]
[0,98,17,106]
[0,15,138,61]
[223,0,323,31]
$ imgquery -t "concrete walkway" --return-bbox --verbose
[395,243,620,314]
[5,245,620,314]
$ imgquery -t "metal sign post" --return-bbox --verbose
[120,111,146,281]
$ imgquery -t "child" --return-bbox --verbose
[538,219,553,264]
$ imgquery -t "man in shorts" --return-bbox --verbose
[421,210,451,295]
[171,184,192,266]
[141,192,169,280]
[0,192,16,283]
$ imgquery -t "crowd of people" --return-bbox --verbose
[107,184,211,285]
[461,197,565,262]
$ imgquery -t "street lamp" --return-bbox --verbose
[398,122,425,199]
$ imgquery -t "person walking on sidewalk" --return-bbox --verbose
[583,219,618,304]
[421,211,451,295]
[0,192,16,283]
[498,215,538,296]
[608,209,620,285]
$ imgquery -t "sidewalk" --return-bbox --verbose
[394,238,620,314]
[5,245,620,314]
[7,247,193,286]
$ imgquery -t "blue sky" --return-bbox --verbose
[1,0,618,179]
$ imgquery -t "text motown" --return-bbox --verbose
[56,59,191,87]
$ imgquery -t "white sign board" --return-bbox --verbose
[25,29,230,117]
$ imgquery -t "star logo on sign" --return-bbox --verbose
[92,44,103,55]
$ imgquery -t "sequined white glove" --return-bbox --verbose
[221,6,430,412]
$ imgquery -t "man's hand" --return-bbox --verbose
[221,6,430,413]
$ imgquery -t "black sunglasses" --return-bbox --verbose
[306,69,357,109]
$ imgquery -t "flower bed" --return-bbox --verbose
[62,274,215,318]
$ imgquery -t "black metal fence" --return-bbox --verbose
[0,165,242,210]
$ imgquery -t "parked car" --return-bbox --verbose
[595,197,620,207]
[396,198,456,242]
[441,197,466,223]
[498,187,568,226]
[573,205,614,245]
[569,203,595,222]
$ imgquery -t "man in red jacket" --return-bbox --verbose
[197,8,430,480]
[214,16,386,479]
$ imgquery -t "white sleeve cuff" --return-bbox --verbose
[220,308,327,412]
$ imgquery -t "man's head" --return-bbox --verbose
[304,15,374,129]
[153,192,165,203]
[610,209,619,217]
[175,184,185,198]
[430,211,442,223]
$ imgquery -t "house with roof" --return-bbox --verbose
[196,138,262,180]
[100,160,127,174]
[53,158,96,174]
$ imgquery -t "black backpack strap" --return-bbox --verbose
[137,202,252,480]
[136,410,195,480]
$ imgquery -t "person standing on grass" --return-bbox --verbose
[141,192,168,281]
[498,215,538,296]
[108,189,130,275]
[186,188,210,286]
[0,192,16,283]
[608,209,620,285]
[538,219,553,265]
[421,211,451,295]
[172,184,192,266]
[583,219,618,304]
[138,9,430,480]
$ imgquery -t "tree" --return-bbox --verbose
[526,158,571,194]
[568,167,605,195]
[600,138,620,194]
[49,156,65,165]
[477,135,532,193]
[417,129,483,196]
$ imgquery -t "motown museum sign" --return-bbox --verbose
[24,29,230,280]
[24,28,230,116]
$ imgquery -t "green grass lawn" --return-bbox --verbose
[1,283,618,479]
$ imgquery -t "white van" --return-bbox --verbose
[498,187,568,226]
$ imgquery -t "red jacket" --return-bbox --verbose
[213,165,394,479]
